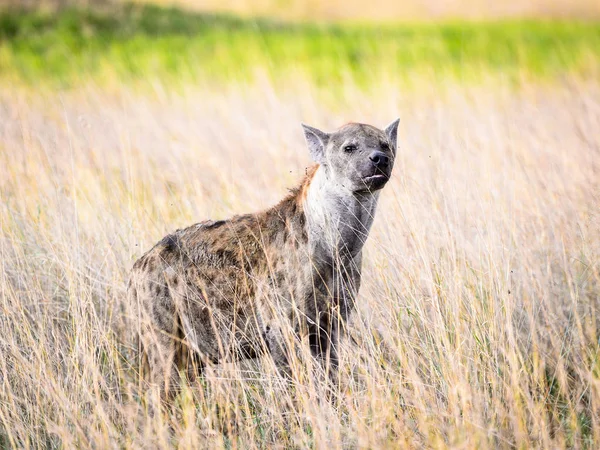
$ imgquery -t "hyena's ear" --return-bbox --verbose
[301,124,329,164]
[384,118,400,156]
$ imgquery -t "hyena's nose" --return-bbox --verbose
[369,151,390,168]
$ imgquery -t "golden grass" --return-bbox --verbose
[0,79,599,448]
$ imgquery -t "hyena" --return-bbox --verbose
[127,119,399,396]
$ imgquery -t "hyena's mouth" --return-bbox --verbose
[362,174,388,182]
[361,173,389,190]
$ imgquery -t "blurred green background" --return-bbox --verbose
[0,0,598,89]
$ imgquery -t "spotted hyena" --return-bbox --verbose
[127,119,399,396]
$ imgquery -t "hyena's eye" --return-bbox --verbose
[380,141,390,151]
[344,144,357,153]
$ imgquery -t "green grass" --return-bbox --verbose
[0,3,599,88]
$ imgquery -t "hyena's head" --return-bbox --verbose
[302,119,399,193]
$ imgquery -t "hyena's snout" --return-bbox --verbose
[361,150,393,190]
[368,150,390,169]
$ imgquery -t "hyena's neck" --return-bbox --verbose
[301,165,380,261]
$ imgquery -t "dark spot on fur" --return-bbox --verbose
[298,213,306,228]
[272,271,285,287]
[242,259,253,274]
[160,234,179,252]
[153,301,174,331]
[235,214,256,228]
[281,229,288,243]
[215,249,235,263]
[204,220,226,230]
[155,285,162,296]
[236,342,259,360]
[298,226,308,243]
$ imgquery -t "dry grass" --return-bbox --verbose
[0,79,599,448]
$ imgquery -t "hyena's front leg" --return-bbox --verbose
[309,312,340,383]
[312,254,361,383]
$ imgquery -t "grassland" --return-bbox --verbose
[1,2,599,449]
[1,4,600,88]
